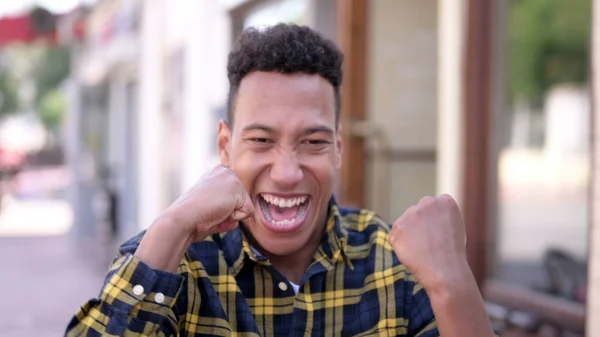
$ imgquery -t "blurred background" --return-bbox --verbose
[0,0,597,336]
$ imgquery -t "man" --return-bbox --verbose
[66,24,495,336]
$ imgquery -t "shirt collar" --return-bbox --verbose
[219,196,352,277]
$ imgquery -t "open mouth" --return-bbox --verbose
[257,193,310,231]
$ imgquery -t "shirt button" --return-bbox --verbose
[278,282,288,291]
[155,292,165,304]
[133,284,144,296]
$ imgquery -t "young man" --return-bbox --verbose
[66,24,495,336]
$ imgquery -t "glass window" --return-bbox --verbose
[493,0,591,305]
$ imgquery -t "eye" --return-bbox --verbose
[304,139,330,145]
[251,138,272,143]
[245,137,275,146]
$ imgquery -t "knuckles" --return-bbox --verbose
[437,193,457,209]
[418,196,435,205]
[389,194,463,250]
[392,193,459,229]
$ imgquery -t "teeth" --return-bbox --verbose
[259,194,310,226]
[272,219,293,226]
[261,194,307,208]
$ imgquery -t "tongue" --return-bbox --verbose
[268,204,300,222]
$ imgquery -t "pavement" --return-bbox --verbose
[0,236,108,337]
[0,166,109,337]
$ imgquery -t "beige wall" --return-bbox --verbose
[366,0,438,221]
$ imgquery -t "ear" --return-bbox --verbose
[335,123,343,169]
[217,119,232,167]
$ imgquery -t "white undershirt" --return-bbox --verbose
[289,281,300,294]
[250,246,300,294]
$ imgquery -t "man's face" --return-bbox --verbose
[218,71,342,257]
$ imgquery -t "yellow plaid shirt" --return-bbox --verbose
[66,199,439,336]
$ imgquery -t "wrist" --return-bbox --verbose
[153,211,192,237]
[135,215,192,273]
[424,262,495,337]
[424,259,477,297]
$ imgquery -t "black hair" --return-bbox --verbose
[226,23,343,126]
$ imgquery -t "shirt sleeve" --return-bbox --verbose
[407,281,440,337]
[65,248,187,336]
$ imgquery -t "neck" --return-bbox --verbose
[266,233,321,284]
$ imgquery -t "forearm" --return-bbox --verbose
[135,215,192,273]
[428,267,495,337]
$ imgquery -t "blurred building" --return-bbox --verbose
[58,0,337,242]
[56,0,596,335]
[59,0,227,241]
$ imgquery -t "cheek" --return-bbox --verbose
[300,153,337,188]
[229,149,271,186]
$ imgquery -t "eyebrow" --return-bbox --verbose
[303,125,335,135]
[242,123,335,135]
[242,123,275,133]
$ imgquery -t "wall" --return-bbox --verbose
[136,0,166,231]
[366,0,438,221]
[136,0,231,230]
[179,0,230,192]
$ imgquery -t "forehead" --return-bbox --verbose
[233,72,336,129]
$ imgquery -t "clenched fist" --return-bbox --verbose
[164,165,255,241]
[135,165,255,272]
[388,194,469,292]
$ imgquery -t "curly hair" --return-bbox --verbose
[226,23,344,126]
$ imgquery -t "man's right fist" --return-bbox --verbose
[134,165,254,272]
[163,164,255,241]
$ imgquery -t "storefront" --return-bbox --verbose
[334,0,592,334]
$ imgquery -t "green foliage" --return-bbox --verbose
[0,71,19,115]
[0,43,70,129]
[34,46,70,104]
[508,0,592,105]
[37,88,66,130]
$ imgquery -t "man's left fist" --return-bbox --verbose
[388,194,471,292]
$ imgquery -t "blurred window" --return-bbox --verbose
[492,0,591,304]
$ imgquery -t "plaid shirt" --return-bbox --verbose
[66,199,439,336]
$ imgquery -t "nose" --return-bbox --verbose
[270,150,304,188]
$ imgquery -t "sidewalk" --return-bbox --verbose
[0,235,110,337]
[0,166,112,337]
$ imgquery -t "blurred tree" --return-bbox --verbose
[508,0,591,106]
[34,46,70,104]
[0,71,20,115]
[37,88,66,132]
[34,46,70,130]
[0,43,70,128]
